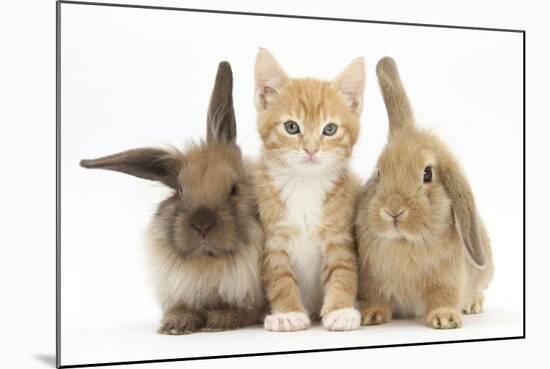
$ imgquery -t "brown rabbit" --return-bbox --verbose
[80,62,265,334]
[355,57,494,329]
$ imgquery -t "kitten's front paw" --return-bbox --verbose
[426,307,463,329]
[360,305,392,326]
[322,308,361,331]
[264,311,311,332]
[158,312,204,335]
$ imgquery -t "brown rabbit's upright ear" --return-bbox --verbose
[207,61,237,145]
[80,148,181,189]
[440,163,487,268]
[376,57,415,137]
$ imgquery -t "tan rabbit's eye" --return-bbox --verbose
[423,166,433,183]
[177,185,183,196]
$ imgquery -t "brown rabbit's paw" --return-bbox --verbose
[360,305,392,326]
[202,309,248,332]
[426,307,463,329]
[463,295,484,315]
[158,311,204,335]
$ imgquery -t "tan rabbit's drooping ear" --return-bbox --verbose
[80,148,181,189]
[376,56,415,136]
[440,163,487,268]
[207,61,237,145]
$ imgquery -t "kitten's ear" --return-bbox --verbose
[254,48,289,111]
[331,57,366,115]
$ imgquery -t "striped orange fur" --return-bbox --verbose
[254,49,365,331]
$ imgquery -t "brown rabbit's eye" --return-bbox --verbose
[177,185,183,196]
[423,166,433,183]
[230,183,238,196]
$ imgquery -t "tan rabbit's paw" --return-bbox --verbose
[361,305,392,326]
[322,308,361,331]
[463,295,484,314]
[264,311,311,332]
[426,307,463,329]
[157,312,204,335]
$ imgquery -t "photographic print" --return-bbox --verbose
[57,1,524,367]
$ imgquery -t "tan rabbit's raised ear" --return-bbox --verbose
[80,148,181,189]
[440,163,487,268]
[376,57,415,136]
[207,61,237,145]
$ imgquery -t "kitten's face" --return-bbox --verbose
[258,79,360,174]
[254,49,365,174]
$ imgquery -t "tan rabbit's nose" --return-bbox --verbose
[190,206,217,238]
[381,193,409,224]
[385,210,405,219]
[380,207,407,224]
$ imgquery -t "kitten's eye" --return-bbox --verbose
[284,120,300,135]
[322,123,338,136]
[423,166,433,183]
[230,183,238,197]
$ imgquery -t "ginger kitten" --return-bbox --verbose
[254,49,365,331]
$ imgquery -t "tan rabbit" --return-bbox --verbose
[80,62,265,334]
[355,57,494,329]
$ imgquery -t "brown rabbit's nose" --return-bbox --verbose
[190,206,217,238]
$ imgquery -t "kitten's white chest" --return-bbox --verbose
[273,172,336,314]
[277,176,329,234]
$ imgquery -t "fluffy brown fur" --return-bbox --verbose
[80,62,265,334]
[355,57,494,329]
[254,49,365,331]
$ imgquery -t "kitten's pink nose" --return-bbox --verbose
[304,148,319,158]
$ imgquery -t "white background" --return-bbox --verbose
[1,0,547,368]
[57,1,525,366]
